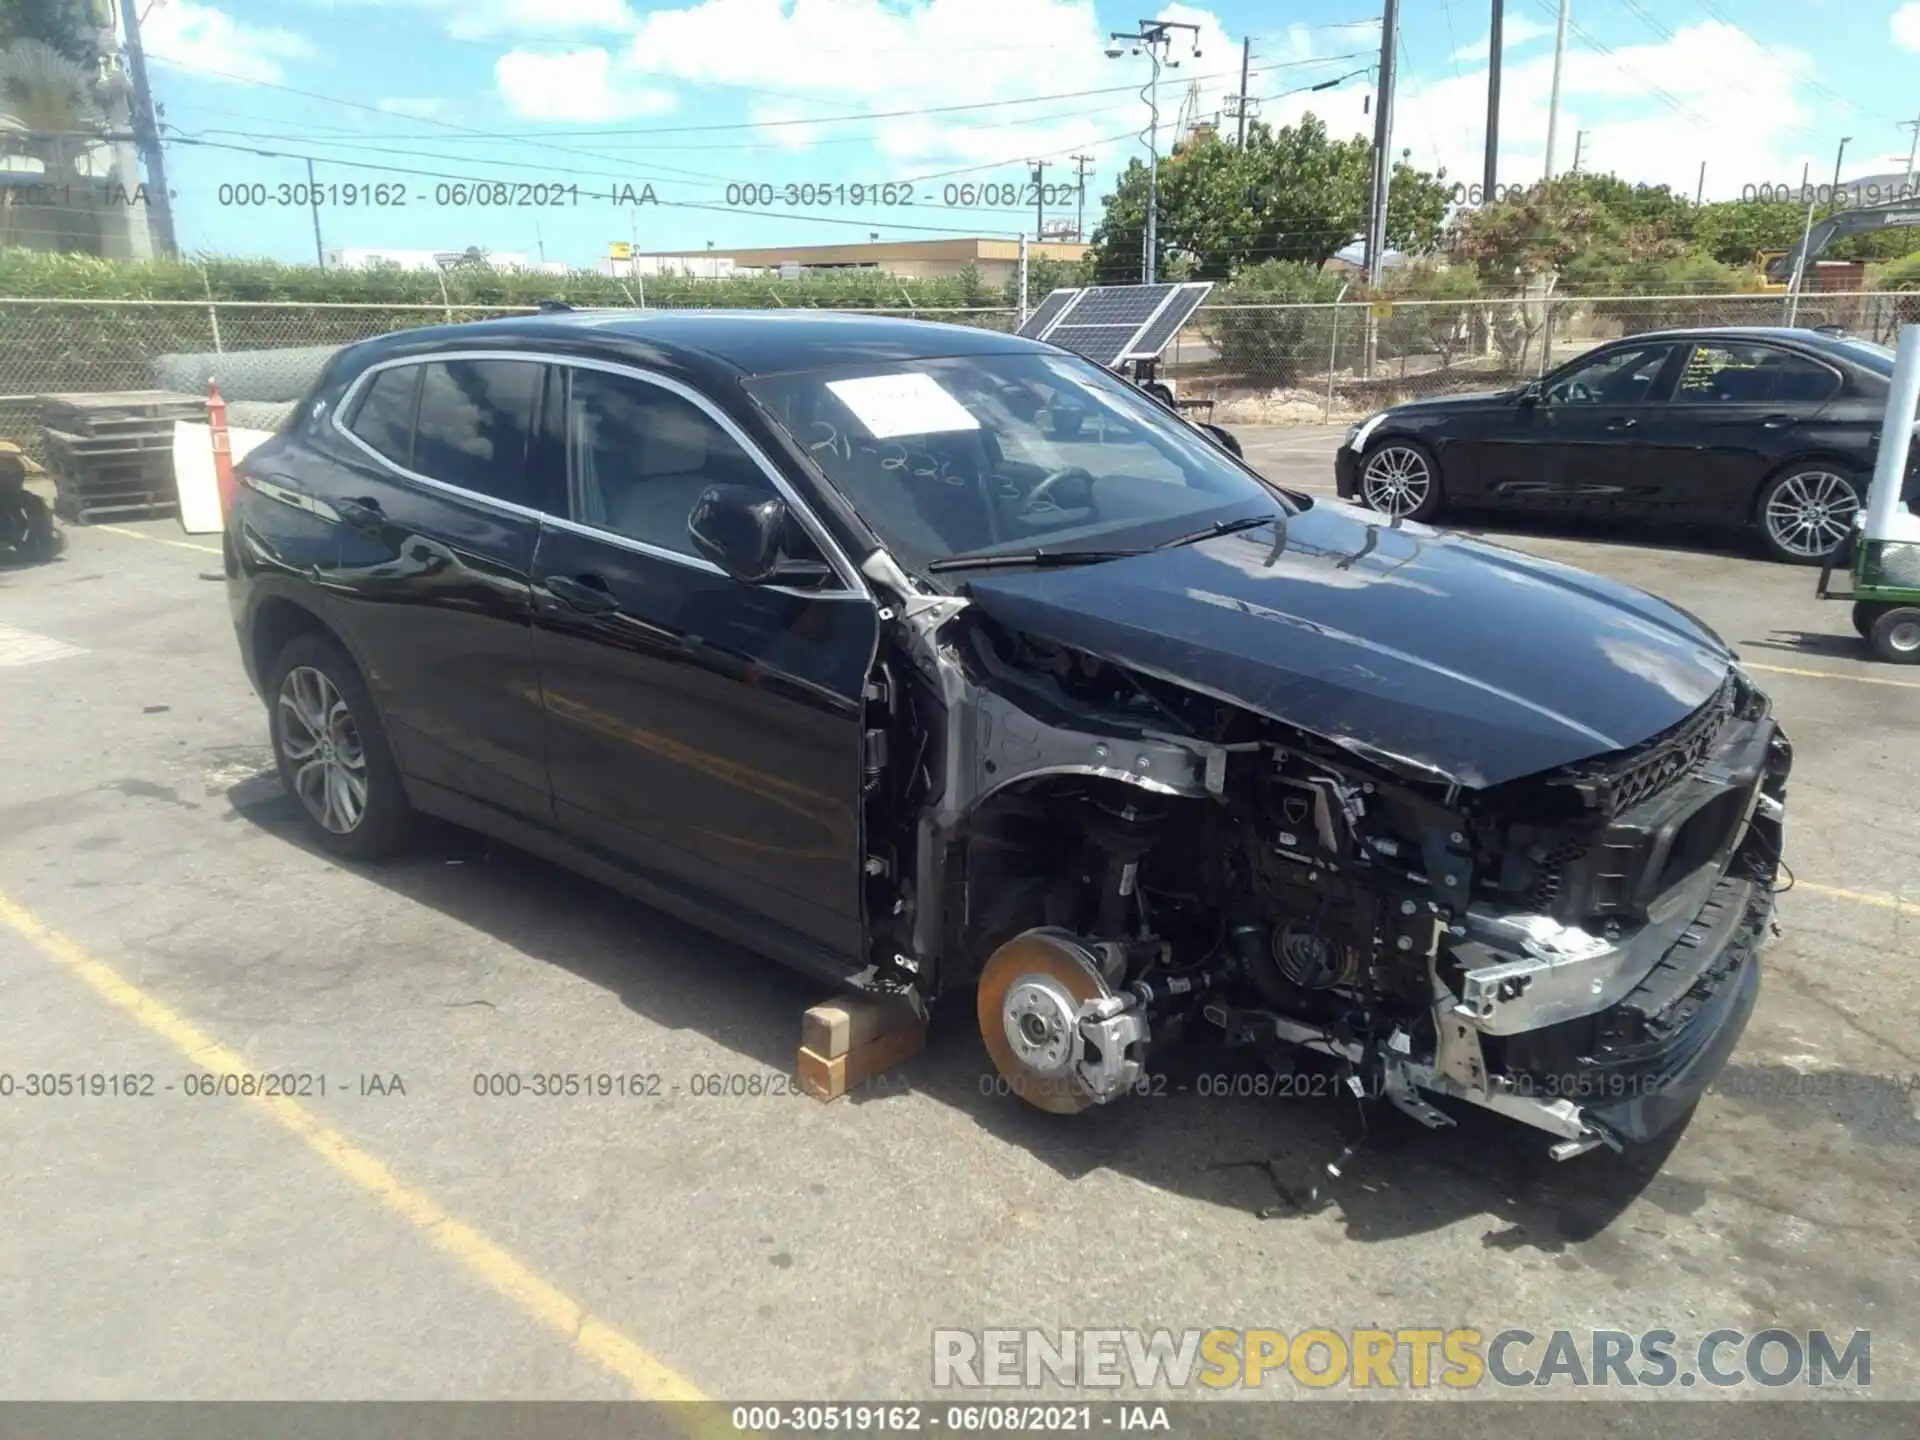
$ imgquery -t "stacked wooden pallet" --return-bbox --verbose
[39,390,207,524]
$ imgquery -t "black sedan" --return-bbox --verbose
[1335,326,1918,562]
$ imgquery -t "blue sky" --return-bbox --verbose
[137,0,1920,267]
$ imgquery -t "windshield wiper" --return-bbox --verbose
[926,547,1143,573]
[1151,513,1278,550]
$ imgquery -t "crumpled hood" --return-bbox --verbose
[961,501,1736,787]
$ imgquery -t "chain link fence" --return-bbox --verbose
[1172,290,1920,424]
[0,297,1020,462]
[5,289,1918,465]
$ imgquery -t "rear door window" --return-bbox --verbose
[410,358,546,508]
[1672,344,1839,405]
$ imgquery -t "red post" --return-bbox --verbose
[208,379,235,528]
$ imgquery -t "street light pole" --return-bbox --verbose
[1108,20,1202,286]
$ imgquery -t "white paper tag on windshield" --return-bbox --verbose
[826,372,980,439]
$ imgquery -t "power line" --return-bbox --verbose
[144,50,1356,144]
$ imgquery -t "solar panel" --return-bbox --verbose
[1016,282,1213,365]
[1125,281,1213,360]
[1042,323,1145,365]
[1017,288,1080,338]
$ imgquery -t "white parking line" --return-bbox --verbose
[0,624,86,668]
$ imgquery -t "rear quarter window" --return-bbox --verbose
[346,364,420,467]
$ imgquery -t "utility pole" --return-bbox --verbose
[1829,134,1852,216]
[1786,160,1814,325]
[1543,0,1569,180]
[1072,155,1095,241]
[1572,129,1590,172]
[1364,0,1400,289]
[1696,160,1707,205]
[1107,19,1202,286]
[1483,0,1502,202]
[306,158,325,268]
[1899,116,1919,191]
[1030,159,1049,243]
[117,0,178,256]
[1230,38,1253,148]
[1018,234,1030,327]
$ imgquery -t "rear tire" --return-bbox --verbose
[266,631,413,859]
[1868,606,1920,665]
[1356,438,1444,522]
[1755,463,1861,565]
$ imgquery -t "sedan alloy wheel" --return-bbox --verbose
[277,664,369,834]
[1360,444,1434,519]
[1762,468,1859,561]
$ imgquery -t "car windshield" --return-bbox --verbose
[745,351,1289,570]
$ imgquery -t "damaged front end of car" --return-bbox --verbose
[851,548,1790,1159]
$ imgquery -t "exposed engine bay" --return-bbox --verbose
[854,550,1792,1160]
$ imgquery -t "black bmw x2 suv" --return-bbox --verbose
[226,309,1791,1161]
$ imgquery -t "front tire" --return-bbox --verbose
[1356,438,1444,522]
[1869,606,1920,665]
[267,631,413,859]
[1756,463,1861,565]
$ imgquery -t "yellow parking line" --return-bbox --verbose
[1792,880,1920,916]
[0,889,706,1403]
[1744,661,1920,691]
[92,524,221,555]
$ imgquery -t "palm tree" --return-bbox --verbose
[0,38,107,250]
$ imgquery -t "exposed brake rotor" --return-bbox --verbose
[976,928,1114,1114]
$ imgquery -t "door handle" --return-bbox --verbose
[1760,414,1797,429]
[546,573,620,614]
[1604,417,1637,431]
[337,496,385,532]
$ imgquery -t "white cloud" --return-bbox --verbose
[1893,2,1920,49]
[1268,20,1821,205]
[1449,15,1551,63]
[445,0,636,41]
[570,0,1236,167]
[494,49,675,123]
[143,0,317,85]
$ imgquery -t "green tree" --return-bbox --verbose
[1201,257,1349,384]
[1378,262,1483,370]
[1085,116,1450,283]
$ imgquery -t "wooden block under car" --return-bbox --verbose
[798,995,925,1100]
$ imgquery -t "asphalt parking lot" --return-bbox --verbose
[2,424,1917,1410]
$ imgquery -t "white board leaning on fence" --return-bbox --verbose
[172,420,276,535]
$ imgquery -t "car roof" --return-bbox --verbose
[1614,325,1867,354]
[349,308,1045,378]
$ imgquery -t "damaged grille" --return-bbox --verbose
[1571,675,1738,817]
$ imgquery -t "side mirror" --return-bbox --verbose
[1201,422,1243,458]
[1518,381,1543,406]
[1048,406,1087,439]
[688,484,791,584]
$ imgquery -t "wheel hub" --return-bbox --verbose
[977,929,1117,1114]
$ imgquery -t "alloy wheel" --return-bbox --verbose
[1764,470,1858,560]
[1360,446,1432,518]
[277,665,369,834]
